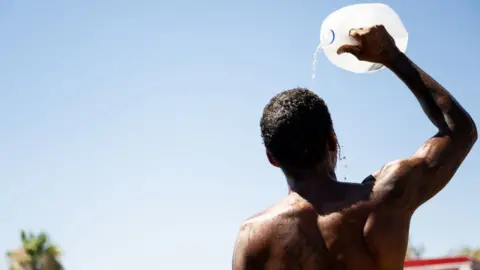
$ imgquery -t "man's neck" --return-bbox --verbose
[286,168,338,199]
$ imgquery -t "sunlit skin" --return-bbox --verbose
[232,25,477,270]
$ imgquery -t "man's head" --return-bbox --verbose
[260,88,337,174]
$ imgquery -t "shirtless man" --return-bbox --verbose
[232,25,477,270]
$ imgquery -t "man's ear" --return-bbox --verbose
[266,150,280,167]
[327,130,338,152]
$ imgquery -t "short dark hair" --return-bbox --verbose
[260,88,334,169]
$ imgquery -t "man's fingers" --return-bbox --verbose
[337,45,361,58]
[349,29,361,42]
[337,27,370,57]
[349,27,367,41]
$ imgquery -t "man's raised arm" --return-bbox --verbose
[380,47,477,209]
[339,25,477,211]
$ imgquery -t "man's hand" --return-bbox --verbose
[337,25,400,66]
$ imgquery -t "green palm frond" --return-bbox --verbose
[20,231,27,244]
[46,246,62,256]
[8,230,64,270]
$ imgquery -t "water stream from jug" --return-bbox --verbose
[311,29,335,89]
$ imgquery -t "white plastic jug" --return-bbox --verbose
[318,3,408,73]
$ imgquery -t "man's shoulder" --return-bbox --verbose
[233,209,284,269]
[241,206,286,236]
[364,158,430,215]
[238,200,298,242]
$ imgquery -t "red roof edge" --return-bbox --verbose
[404,256,470,267]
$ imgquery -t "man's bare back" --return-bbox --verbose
[233,25,477,270]
[237,179,378,270]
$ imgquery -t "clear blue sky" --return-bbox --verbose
[0,0,478,269]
